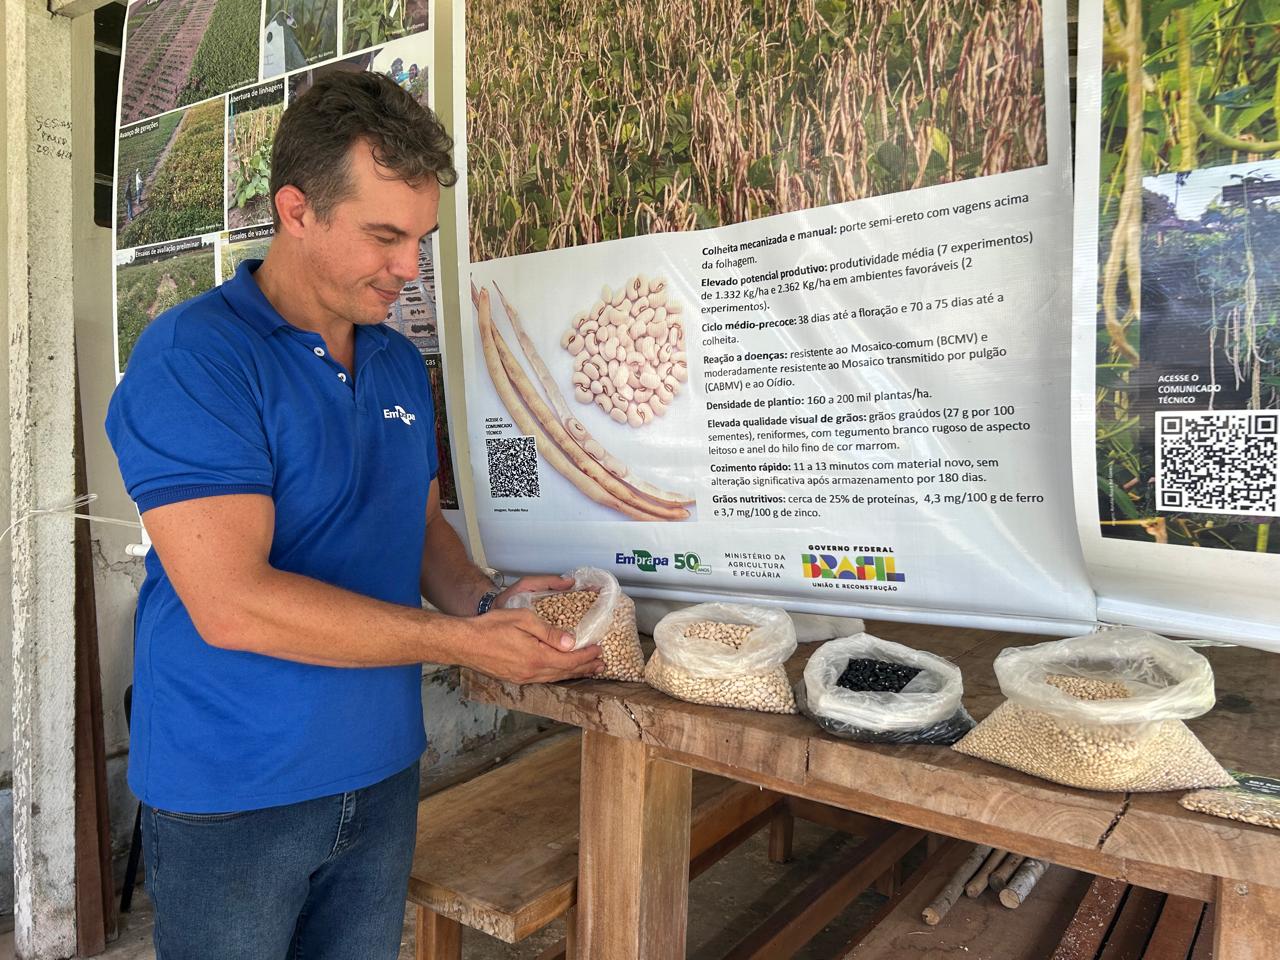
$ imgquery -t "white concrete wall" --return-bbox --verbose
[0,0,15,923]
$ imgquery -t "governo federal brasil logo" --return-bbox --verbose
[802,544,905,582]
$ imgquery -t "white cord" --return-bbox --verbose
[0,493,143,547]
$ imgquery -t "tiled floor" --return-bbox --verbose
[10,819,890,959]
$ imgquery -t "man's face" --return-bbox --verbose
[300,140,441,327]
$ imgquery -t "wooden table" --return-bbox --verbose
[462,621,1280,959]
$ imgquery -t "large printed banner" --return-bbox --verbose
[113,0,466,522]
[458,0,1097,632]
[1072,0,1280,648]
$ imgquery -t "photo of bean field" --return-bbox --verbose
[343,0,428,55]
[226,83,285,229]
[1094,0,1280,553]
[466,0,1048,262]
[120,0,260,126]
[117,99,226,250]
[116,241,217,370]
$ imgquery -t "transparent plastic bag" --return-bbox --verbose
[654,602,796,676]
[993,627,1218,728]
[645,603,797,712]
[954,628,1233,791]
[509,567,644,681]
[797,634,974,745]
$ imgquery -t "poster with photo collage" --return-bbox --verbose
[113,0,461,512]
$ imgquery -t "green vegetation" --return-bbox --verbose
[270,0,336,62]
[345,0,416,51]
[227,102,282,227]
[467,0,1047,261]
[119,99,226,249]
[116,249,216,369]
[177,0,260,106]
[116,111,184,229]
[220,237,273,279]
[1096,0,1280,552]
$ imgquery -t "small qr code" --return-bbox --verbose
[486,436,540,498]
[1156,411,1279,516]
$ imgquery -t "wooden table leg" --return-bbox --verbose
[576,730,693,959]
[1215,877,1280,960]
[768,806,795,864]
[415,905,461,960]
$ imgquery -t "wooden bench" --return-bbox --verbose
[839,839,1214,960]
[408,733,792,959]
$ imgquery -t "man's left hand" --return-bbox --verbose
[495,576,576,649]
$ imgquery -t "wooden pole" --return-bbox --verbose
[999,859,1049,909]
[965,848,1008,898]
[922,844,991,925]
[990,854,1026,892]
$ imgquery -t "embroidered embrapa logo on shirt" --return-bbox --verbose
[383,405,417,426]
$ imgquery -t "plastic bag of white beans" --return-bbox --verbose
[953,629,1233,792]
[509,567,645,681]
[645,603,798,713]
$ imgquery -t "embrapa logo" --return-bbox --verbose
[383,405,416,426]
[615,549,669,573]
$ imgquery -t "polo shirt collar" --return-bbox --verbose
[223,260,288,337]
[224,259,392,355]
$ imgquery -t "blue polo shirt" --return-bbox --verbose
[106,260,438,813]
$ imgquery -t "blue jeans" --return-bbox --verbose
[142,761,420,959]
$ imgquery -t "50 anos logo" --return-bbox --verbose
[615,550,712,574]
[675,552,711,575]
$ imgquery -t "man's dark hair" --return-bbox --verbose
[270,70,457,225]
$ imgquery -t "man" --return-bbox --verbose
[134,166,144,206]
[106,71,602,959]
[123,174,135,222]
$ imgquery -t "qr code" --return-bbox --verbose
[1156,411,1279,515]
[486,436,540,498]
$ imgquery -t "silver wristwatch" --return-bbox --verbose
[476,589,501,615]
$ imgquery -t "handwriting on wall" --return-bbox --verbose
[33,116,73,162]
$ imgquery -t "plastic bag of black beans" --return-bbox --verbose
[953,628,1233,792]
[797,634,974,745]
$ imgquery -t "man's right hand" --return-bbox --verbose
[466,609,605,684]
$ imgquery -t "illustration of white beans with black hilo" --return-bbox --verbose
[561,275,687,428]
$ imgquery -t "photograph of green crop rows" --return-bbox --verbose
[120,0,259,126]
[116,245,217,369]
[226,99,284,229]
[1095,0,1280,552]
[117,111,184,230]
[466,0,1047,262]
[118,98,226,249]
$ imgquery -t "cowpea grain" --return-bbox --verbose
[1181,783,1280,830]
[564,274,685,428]
[533,590,645,682]
[954,675,1233,791]
[682,620,754,649]
[644,651,796,714]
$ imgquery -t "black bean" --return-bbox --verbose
[835,657,922,693]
